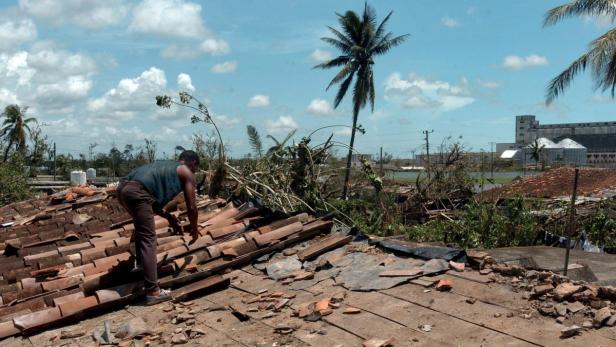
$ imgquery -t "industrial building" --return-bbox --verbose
[497,115,616,167]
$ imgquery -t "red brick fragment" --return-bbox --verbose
[436,279,453,291]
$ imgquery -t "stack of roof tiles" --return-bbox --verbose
[0,189,333,339]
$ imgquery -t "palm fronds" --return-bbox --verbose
[246,125,263,158]
[545,0,616,103]
[544,0,616,27]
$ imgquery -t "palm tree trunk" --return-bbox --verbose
[3,139,14,162]
[342,113,359,199]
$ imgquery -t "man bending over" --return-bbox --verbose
[117,150,201,305]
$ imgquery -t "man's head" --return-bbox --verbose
[179,150,200,172]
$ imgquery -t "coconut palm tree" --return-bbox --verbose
[0,105,37,162]
[545,0,616,104]
[529,139,546,170]
[316,3,408,198]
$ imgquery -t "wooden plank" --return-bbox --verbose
[297,235,352,261]
[343,290,535,347]
[171,275,230,302]
[383,283,616,347]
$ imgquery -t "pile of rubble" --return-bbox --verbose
[475,251,616,339]
[0,188,335,340]
[482,167,616,200]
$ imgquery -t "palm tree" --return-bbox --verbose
[0,105,37,162]
[529,139,546,170]
[545,0,616,103]
[316,3,408,198]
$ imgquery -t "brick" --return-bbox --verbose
[157,239,185,253]
[80,247,106,263]
[13,306,62,331]
[253,222,303,246]
[0,321,19,339]
[114,237,130,247]
[186,234,214,251]
[41,276,81,292]
[90,238,115,248]
[23,249,59,262]
[208,222,245,239]
[207,245,222,258]
[43,288,81,307]
[157,245,189,263]
[52,291,85,307]
[95,281,143,304]
[173,251,210,270]
[58,295,99,317]
[0,297,45,318]
[436,279,453,291]
[297,235,352,261]
[105,243,130,256]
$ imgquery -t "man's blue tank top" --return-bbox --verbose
[124,160,182,208]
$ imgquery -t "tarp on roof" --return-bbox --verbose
[500,149,519,159]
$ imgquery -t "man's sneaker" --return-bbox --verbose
[144,288,172,306]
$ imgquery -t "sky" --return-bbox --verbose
[0,0,614,159]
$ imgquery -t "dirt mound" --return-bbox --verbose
[481,167,616,199]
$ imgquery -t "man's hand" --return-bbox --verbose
[190,228,200,243]
[167,215,182,235]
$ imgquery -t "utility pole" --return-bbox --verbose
[53,142,57,181]
[379,147,383,176]
[423,130,434,179]
[490,141,495,180]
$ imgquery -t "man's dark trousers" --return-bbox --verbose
[117,181,159,293]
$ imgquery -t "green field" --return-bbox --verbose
[385,171,532,185]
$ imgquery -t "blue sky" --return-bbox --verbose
[0,0,614,159]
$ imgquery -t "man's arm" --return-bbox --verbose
[152,205,182,234]
[177,165,199,241]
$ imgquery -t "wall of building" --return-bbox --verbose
[515,115,616,145]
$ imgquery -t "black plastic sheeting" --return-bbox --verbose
[370,239,468,264]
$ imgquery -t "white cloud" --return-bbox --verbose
[0,18,37,51]
[307,98,333,115]
[177,73,195,92]
[27,49,97,83]
[211,61,237,74]
[0,48,97,114]
[161,38,230,59]
[477,79,502,89]
[441,17,460,28]
[19,0,129,29]
[129,0,206,39]
[265,116,298,135]
[212,114,240,127]
[384,72,475,112]
[248,94,270,108]
[201,38,230,56]
[0,88,19,105]
[502,54,548,70]
[310,49,332,63]
[87,67,167,121]
[34,75,92,111]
